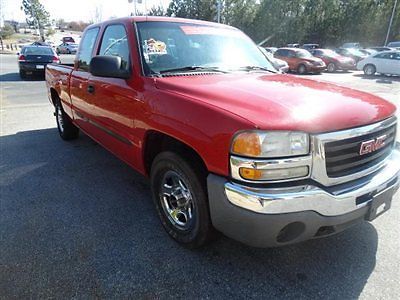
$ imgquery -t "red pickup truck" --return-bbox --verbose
[46,17,400,248]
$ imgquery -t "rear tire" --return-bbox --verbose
[297,64,307,74]
[364,64,376,76]
[327,62,337,72]
[150,152,215,248]
[55,100,79,140]
[19,69,26,79]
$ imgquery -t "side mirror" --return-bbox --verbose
[89,55,130,79]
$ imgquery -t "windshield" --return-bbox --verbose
[321,49,339,57]
[23,47,54,55]
[136,21,274,75]
[296,49,313,58]
[388,42,400,47]
[347,48,365,56]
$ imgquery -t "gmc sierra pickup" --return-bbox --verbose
[46,17,400,248]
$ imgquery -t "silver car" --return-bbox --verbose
[56,42,78,54]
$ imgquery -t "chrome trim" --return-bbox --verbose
[230,155,312,183]
[225,148,400,216]
[311,116,397,186]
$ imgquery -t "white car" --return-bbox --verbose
[357,51,400,76]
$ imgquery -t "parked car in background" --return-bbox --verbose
[275,47,326,74]
[62,36,75,43]
[302,43,319,51]
[18,46,59,78]
[335,48,367,63]
[258,47,289,73]
[368,46,394,52]
[311,49,356,72]
[56,42,79,54]
[31,41,50,46]
[359,49,377,56]
[263,47,277,53]
[287,43,300,48]
[342,42,361,48]
[387,41,400,49]
[357,51,400,76]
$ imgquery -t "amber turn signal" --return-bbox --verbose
[231,132,261,157]
[239,168,263,180]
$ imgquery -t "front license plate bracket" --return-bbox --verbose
[366,187,394,221]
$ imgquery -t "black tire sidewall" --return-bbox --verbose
[55,101,79,140]
[150,152,212,248]
[19,70,26,79]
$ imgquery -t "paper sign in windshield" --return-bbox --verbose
[145,38,167,55]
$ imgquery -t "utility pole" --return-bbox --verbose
[128,0,137,16]
[217,0,221,23]
[384,0,398,46]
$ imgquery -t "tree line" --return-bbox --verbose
[150,0,400,47]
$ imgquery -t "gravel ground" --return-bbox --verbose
[1,54,399,299]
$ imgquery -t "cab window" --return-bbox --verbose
[98,24,130,71]
[77,27,100,71]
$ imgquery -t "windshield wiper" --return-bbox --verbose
[159,66,227,74]
[236,66,277,73]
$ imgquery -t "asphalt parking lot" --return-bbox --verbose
[1,53,399,299]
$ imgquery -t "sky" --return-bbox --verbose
[1,0,171,23]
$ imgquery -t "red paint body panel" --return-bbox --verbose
[45,17,397,178]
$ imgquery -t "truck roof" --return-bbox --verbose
[86,16,235,30]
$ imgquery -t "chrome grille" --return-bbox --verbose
[311,117,397,186]
[324,124,396,177]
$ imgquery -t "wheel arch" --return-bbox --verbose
[142,130,208,180]
[49,87,60,106]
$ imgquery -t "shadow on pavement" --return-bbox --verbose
[0,72,45,82]
[353,73,400,83]
[0,128,378,298]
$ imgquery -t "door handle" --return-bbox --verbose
[87,85,95,94]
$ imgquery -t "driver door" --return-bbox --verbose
[86,24,140,167]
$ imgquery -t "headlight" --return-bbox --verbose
[231,131,309,158]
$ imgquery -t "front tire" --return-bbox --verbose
[327,62,337,72]
[150,152,215,248]
[364,64,376,76]
[55,100,79,140]
[297,64,307,74]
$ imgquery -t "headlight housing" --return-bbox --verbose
[231,131,309,158]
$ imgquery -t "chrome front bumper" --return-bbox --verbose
[225,148,400,217]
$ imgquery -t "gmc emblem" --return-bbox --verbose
[359,135,387,155]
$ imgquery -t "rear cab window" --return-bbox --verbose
[77,27,100,71]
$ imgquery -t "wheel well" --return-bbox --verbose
[364,64,375,69]
[297,63,306,71]
[143,131,208,178]
[50,88,59,106]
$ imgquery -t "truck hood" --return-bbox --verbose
[154,73,396,133]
